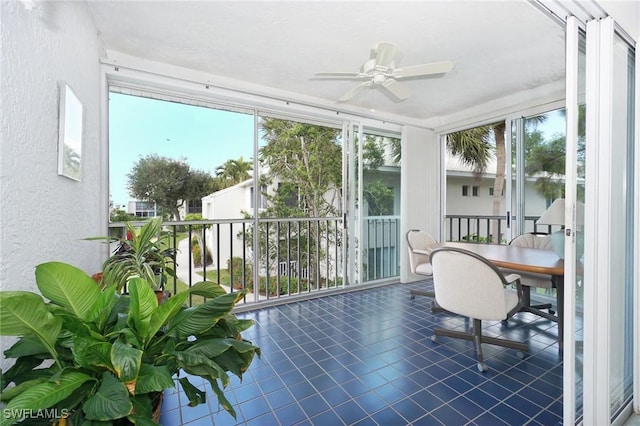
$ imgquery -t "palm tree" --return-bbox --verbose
[447,121,505,242]
[448,115,550,242]
[215,157,253,188]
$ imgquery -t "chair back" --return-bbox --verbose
[509,233,553,250]
[430,247,515,321]
[507,233,554,288]
[406,230,437,275]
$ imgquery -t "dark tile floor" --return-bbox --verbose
[160,280,564,425]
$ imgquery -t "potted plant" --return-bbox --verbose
[0,261,260,425]
[90,219,176,300]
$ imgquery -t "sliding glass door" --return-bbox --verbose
[572,16,636,425]
[346,122,402,284]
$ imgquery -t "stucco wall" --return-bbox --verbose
[203,184,250,267]
[1,2,104,292]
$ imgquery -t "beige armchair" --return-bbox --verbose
[430,246,528,372]
[406,229,437,300]
[507,232,558,322]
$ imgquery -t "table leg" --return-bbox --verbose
[554,275,564,352]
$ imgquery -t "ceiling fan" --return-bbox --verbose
[314,42,453,102]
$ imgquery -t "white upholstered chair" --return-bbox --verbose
[507,232,557,322]
[406,229,437,299]
[429,246,528,372]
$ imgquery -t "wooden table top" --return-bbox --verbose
[434,242,565,276]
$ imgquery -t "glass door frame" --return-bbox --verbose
[563,16,640,424]
[563,16,582,425]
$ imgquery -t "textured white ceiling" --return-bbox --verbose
[86,0,566,121]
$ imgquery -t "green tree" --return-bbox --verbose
[361,134,399,216]
[127,154,216,221]
[524,130,565,200]
[252,118,343,289]
[523,106,586,202]
[215,157,253,189]
[259,118,342,218]
[363,180,394,216]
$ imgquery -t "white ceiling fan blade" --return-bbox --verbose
[392,61,454,79]
[381,79,411,100]
[339,81,372,102]
[314,72,364,79]
[374,42,397,68]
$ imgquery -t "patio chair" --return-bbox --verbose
[507,232,558,322]
[406,229,437,300]
[429,246,528,372]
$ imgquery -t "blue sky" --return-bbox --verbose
[109,93,254,207]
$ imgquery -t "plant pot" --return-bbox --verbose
[152,392,163,422]
[154,290,170,305]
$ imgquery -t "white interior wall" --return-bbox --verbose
[400,126,440,283]
[0,2,104,295]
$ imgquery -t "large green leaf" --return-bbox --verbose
[177,377,206,407]
[3,336,48,359]
[0,356,45,391]
[82,372,132,421]
[208,378,237,419]
[134,364,174,395]
[54,380,97,417]
[211,342,258,377]
[108,327,142,348]
[167,292,245,339]
[86,285,118,332]
[146,291,188,344]
[0,377,48,401]
[187,337,259,359]
[0,371,93,426]
[187,337,259,376]
[110,341,142,383]
[73,337,113,371]
[0,292,61,365]
[52,308,93,339]
[127,278,156,340]
[173,351,228,386]
[35,262,101,320]
[189,281,228,298]
[127,394,157,425]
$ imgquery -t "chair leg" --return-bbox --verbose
[432,318,528,372]
[409,289,446,314]
[519,286,557,320]
[410,289,435,300]
[472,319,487,372]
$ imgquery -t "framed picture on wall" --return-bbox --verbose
[58,82,83,181]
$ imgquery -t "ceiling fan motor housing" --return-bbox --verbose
[372,74,387,85]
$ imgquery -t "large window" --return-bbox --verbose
[108,92,254,222]
[444,121,506,243]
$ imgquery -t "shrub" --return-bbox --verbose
[191,237,212,267]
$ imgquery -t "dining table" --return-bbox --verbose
[433,241,566,351]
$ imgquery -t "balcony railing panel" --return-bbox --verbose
[444,215,559,243]
[361,216,400,282]
[108,217,347,307]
